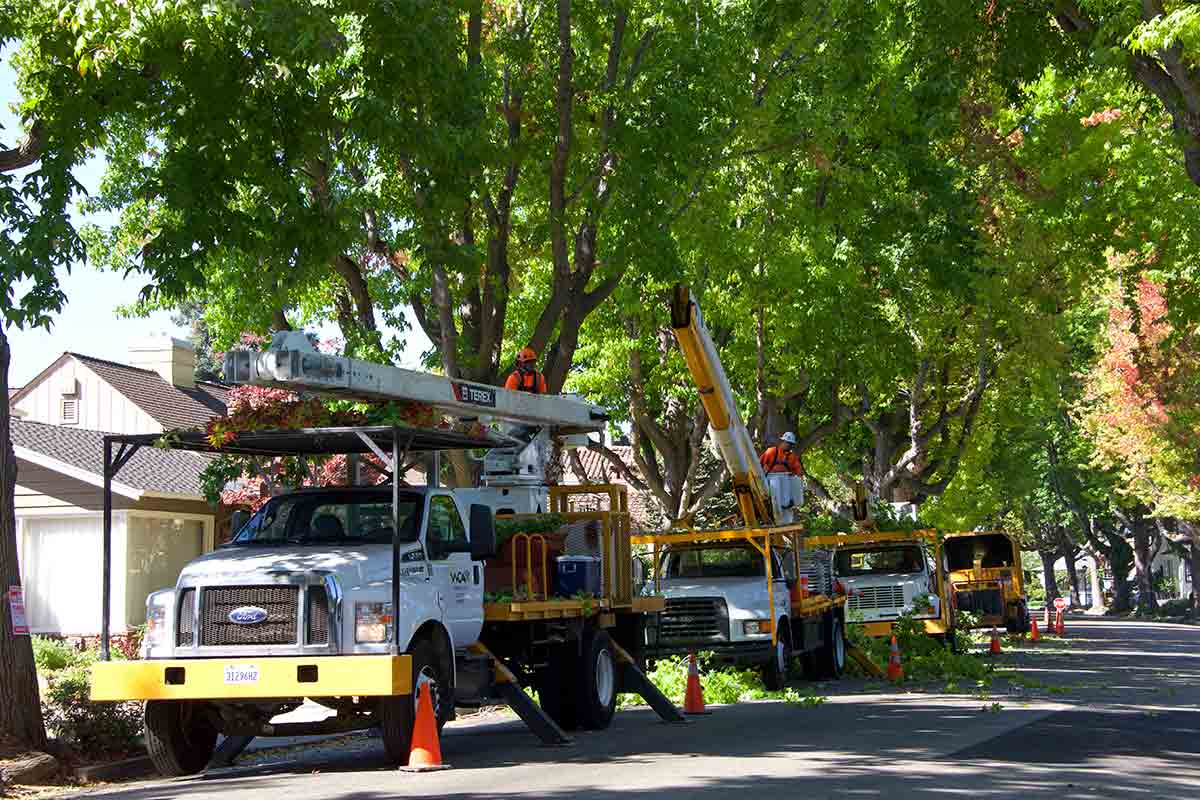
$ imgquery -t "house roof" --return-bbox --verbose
[68,353,229,431]
[10,418,212,498]
[571,445,636,483]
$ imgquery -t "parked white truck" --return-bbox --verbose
[636,285,847,689]
[647,541,843,689]
[813,530,954,643]
[90,341,677,776]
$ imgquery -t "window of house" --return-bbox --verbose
[426,495,468,559]
[59,397,79,425]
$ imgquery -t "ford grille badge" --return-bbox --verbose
[228,606,269,625]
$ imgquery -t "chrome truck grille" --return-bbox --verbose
[848,585,906,611]
[660,597,729,642]
[200,586,299,646]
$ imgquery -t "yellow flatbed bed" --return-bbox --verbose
[790,594,847,617]
[483,596,665,622]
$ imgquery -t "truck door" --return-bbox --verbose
[425,494,484,647]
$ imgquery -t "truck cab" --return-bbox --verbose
[144,486,485,665]
[645,541,844,689]
[650,542,792,665]
[833,539,946,638]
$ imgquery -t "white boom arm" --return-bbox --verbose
[223,332,607,434]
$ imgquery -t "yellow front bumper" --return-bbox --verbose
[856,619,949,638]
[90,655,412,702]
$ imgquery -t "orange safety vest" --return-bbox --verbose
[760,446,803,476]
[505,369,546,394]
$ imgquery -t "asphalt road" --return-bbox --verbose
[74,617,1200,799]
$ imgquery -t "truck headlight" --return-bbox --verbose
[143,590,173,653]
[355,602,393,643]
[742,619,771,636]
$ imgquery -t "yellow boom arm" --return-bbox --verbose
[669,284,774,527]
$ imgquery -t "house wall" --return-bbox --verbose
[12,358,160,434]
[17,508,214,636]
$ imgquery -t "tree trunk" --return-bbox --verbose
[0,328,49,749]
[1185,521,1200,619]
[1130,513,1159,613]
[1039,550,1060,603]
[1087,550,1106,612]
[1107,531,1134,613]
[1061,543,1082,608]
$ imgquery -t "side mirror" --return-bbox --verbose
[230,510,250,538]
[469,504,497,561]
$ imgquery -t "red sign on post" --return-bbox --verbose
[8,586,29,635]
[1053,597,1068,612]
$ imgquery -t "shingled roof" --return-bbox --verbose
[11,418,213,497]
[69,353,229,431]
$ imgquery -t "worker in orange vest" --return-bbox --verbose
[504,347,547,394]
[760,432,804,475]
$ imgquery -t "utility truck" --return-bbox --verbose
[807,529,955,644]
[637,286,847,687]
[90,335,678,776]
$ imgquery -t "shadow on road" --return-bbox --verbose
[78,617,1200,800]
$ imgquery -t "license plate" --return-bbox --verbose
[224,663,260,685]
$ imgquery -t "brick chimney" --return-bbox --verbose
[129,335,196,389]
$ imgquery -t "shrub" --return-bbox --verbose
[41,667,142,758]
[845,610,993,683]
[32,636,79,672]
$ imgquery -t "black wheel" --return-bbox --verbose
[537,644,580,731]
[575,628,618,730]
[1006,601,1031,635]
[762,619,793,691]
[817,612,846,679]
[144,700,218,777]
[379,637,447,766]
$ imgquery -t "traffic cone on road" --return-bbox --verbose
[1029,618,1041,642]
[684,651,709,715]
[989,626,1002,655]
[401,680,450,772]
[1044,605,1052,629]
[1055,610,1065,636]
[887,635,904,682]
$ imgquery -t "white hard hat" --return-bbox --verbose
[780,432,797,445]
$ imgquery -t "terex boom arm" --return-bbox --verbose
[669,285,774,527]
[223,332,607,434]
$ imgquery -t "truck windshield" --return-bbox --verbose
[229,490,423,546]
[835,546,924,576]
[666,546,766,579]
[944,534,1014,570]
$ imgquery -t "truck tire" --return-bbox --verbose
[379,638,446,766]
[537,644,580,731]
[816,612,846,679]
[575,628,618,730]
[762,619,793,691]
[1006,601,1031,635]
[144,700,218,777]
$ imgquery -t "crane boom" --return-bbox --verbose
[669,285,775,527]
[222,332,607,434]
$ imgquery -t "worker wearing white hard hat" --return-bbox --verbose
[760,432,804,476]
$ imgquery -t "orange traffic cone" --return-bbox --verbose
[683,651,709,714]
[1055,610,1065,636]
[887,635,904,682]
[800,576,810,601]
[401,680,450,772]
[989,626,1002,655]
[1044,605,1052,629]
[1029,618,1041,642]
